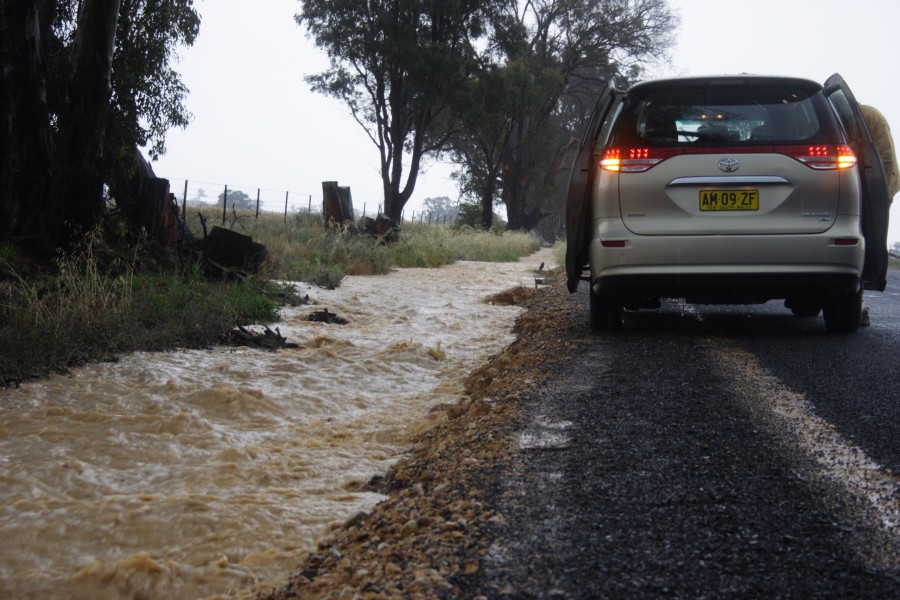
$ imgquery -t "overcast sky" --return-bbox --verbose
[150,0,900,244]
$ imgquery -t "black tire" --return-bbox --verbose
[589,288,623,332]
[823,289,862,333]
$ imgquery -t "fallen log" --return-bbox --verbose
[225,320,298,350]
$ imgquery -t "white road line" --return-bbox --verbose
[709,341,899,570]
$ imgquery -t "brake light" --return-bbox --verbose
[601,148,681,172]
[783,144,857,170]
[598,144,857,172]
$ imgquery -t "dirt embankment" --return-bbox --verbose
[260,275,579,600]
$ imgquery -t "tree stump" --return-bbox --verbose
[322,180,356,227]
[108,147,193,252]
[203,226,267,278]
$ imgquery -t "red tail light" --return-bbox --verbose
[600,144,856,172]
[781,145,857,170]
[601,148,682,172]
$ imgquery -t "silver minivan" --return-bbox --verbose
[566,75,891,332]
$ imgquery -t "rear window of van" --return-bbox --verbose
[611,84,841,148]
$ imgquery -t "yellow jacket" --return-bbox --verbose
[860,105,899,200]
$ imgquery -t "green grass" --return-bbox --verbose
[0,212,542,384]
[193,210,541,285]
[0,236,280,383]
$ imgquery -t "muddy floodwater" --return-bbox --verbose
[0,249,552,599]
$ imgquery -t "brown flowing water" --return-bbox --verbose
[0,249,553,599]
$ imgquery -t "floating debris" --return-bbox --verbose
[307,308,349,325]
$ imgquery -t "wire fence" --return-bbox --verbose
[167,178,459,226]
[166,177,566,240]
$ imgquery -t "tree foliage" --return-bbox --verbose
[297,0,501,221]
[422,195,460,221]
[448,0,678,231]
[218,189,254,210]
[0,0,199,252]
[108,0,199,161]
[455,200,506,230]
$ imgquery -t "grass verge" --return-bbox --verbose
[1,216,542,384]
[201,211,541,285]
[0,237,281,383]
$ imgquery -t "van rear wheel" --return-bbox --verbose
[590,288,623,332]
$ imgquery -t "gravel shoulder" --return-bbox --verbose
[260,276,576,599]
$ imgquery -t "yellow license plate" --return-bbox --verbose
[699,189,759,211]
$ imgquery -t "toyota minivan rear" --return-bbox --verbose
[566,75,890,333]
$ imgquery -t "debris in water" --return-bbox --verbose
[307,308,349,325]
[225,320,298,350]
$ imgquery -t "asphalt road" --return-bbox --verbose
[471,271,900,599]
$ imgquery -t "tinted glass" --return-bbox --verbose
[826,89,863,141]
[611,84,841,147]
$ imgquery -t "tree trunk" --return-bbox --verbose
[382,166,409,222]
[107,147,191,250]
[381,117,424,222]
[384,189,403,222]
[1,0,54,248]
[0,5,11,239]
[503,183,545,232]
[49,0,121,246]
[501,149,547,232]
[480,183,495,230]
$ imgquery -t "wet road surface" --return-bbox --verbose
[476,272,900,598]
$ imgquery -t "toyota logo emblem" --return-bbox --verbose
[718,158,740,172]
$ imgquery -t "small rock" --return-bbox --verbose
[401,519,419,537]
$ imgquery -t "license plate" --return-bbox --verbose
[699,189,759,211]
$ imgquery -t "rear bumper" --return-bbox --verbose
[589,218,865,303]
[593,270,861,304]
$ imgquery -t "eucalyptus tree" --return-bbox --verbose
[297,0,503,221]
[445,0,678,232]
[440,56,562,230]
[0,0,199,252]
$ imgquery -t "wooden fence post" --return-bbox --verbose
[181,180,188,247]
[222,185,228,226]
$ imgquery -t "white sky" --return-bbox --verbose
[150,0,900,244]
